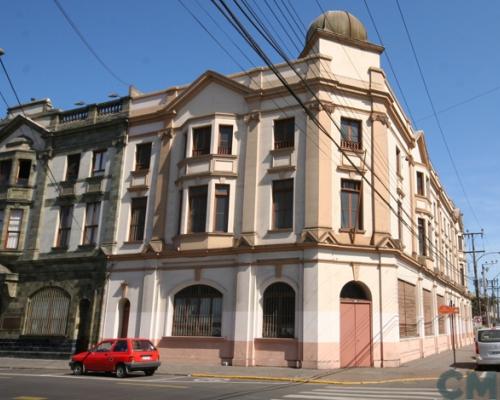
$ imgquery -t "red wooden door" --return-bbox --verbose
[340,300,372,367]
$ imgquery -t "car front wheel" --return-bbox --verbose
[115,364,128,378]
[72,362,84,376]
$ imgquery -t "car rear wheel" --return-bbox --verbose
[144,369,156,376]
[72,362,84,376]
[115,364,128,378]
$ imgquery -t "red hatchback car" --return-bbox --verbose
[69,338,161,378]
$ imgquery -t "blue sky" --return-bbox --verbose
[1,1,499,278]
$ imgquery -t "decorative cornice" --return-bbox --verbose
[370,111,390,127]
[306,100,335,115]
[244,111,260,124]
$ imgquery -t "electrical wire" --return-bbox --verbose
[52,0,129,88]
[361,0,416,127]
[214,0,469,281]
[394,0,483,231]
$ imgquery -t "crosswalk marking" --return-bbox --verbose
[270,385,442,400]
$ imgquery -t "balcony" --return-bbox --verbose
[58,181,76,198]
[0,185,33,203]
[177,154,237,182]
[84,176,103,194]
[128,169,150,192]
[56,99,127,129]
[341,139,362,152]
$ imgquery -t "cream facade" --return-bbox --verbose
[101,11,472,368]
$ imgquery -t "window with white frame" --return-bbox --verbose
[83,202,100,245]
[5,209,23,249]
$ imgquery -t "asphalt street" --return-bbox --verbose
[0,369,450,400]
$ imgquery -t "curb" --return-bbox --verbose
[190,373,440,385]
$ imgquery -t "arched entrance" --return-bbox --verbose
[75,299,91,353]
[340,281,372,367]
[117,299,130,338]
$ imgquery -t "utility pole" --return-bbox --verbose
[464,230,484,316]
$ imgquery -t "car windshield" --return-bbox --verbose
[133,340,155,351]
[478,329,500,342]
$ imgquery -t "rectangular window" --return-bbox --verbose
[92,150,106,176]
[57,205,73,248]
[418,218,427,256]
[5,209,23,249]
[398,280,417,338]
[218,125,233,155]
[0,159,12,185]
[397,201,403,242]
[177,190,183,235]
[135,143,152,171]
[272,179,293,229]
[83,202,100,245]
[214,185,229,232]
[273,118,294,149]
[188,186,207,233]
[65,154,80,181]
[0,209,4,242]
[396,147,401,176]
[416,171,425,195]
[423,289,433,336]
[460,265,465,286]
[341,118,362,150]
[17,159,31,186]
[341,180,362,230]
[437,295,446,334]
[129,197,147,241]
[192,126,211,156]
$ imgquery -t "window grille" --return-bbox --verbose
[24,287,70,336]
[263,282,295,338]
[172,285,222,337]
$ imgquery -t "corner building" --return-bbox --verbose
[102,11,473,368]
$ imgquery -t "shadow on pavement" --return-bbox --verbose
[450,362,476,370]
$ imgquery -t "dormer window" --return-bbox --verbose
[273,118,294,149]
[192,126,211,157]
[341,118,361,150]
[17,159,32,186]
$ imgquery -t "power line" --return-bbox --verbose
[0,58,23,107]
[52,0,129,88]
[0,87,9,109]
[213,0,470,281]
[416,84,500,122]
[362,0,416,127]
[394,0,482,231]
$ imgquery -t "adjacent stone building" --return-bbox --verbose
[100,11,473,369]
[0,97,128,356]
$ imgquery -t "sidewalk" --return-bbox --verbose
[0,345,475,384]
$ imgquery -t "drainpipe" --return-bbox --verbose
[377,248,384,368]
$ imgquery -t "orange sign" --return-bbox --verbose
[438,305,459,314]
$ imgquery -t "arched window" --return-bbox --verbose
[172,285,222,337]
[24,287,70,336]
[263,282,295,338]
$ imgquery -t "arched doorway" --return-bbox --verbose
[117,299,130,338]
[75,299,91,353]
[340,281,372,367]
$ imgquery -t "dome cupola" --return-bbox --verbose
[306,11,368,44]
